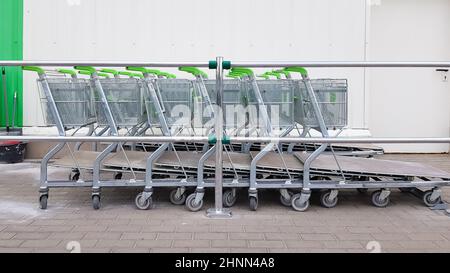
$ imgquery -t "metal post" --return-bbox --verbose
[207,56,232,218]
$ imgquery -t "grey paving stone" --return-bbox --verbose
[21,240,61,248]
[0,232,16,240]
[0,240,24,248]
[157,233,193,240]
[229,232,265,240]
[173,240,210,248]
[195,233,228,240]
[300,233,336,241]
[95,240,136,248]
[135,240,172,248]
[151,248,189,253]
[121,232,157,240]
[322,241,365,249]
[249,240,285,249]
[211,240,247,248]
[190,248,229,253]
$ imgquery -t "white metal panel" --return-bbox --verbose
[23,0,367,128]
[368,0,450,152]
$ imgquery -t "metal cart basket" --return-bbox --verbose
[94,78,144,128]
[295,79,348,129]
[38,77,95,127]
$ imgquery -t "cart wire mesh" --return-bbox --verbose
[38,78,95,127]
[295,79,348,129]
[94,78,145,127]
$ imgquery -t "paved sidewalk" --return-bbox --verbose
[0,154,449,253]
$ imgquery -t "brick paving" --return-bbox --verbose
[0,154,449,253]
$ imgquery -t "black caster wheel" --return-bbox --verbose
[320,190,338,208]
[92,195,101,210]
[371,190,389,208]
[169,189,187,205]
[280,193,292,207]
[39,195,48,210]
[114,172,123,180]
[70,172,80,181]
[249,196,258,211]
[135,192,152,210]
[357,188,368,194]
[185,193,203,212]
[291,193,310,212]
[223,190,237,207]
[422,190,442,207]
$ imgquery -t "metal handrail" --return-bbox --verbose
[1,61,450,67]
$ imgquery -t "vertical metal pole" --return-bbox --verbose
[207,56,232,218]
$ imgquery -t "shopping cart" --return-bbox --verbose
[117,66,202,209]
[23,66,100,209]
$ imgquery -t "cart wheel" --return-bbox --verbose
[92,195,101,210]
[249,196,258,211]
[39,195,48,210]
[291,193,310,212]
[371,190,389,208]
[135,192,152,210]
[357,188,368,194]
[223,190,237,207]
[169,189,187,205]
[114,172,123,180]
[185,193,203,212]
[422,190,442,207]
[280,193,292,207]
[320,190,338,208]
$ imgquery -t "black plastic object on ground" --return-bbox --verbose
[0,128,26,164]
[0,140,26,163]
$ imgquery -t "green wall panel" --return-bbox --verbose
[0,0,23,127]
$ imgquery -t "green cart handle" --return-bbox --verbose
[57,69,77,78]
[118,71,144,79]
[74,66,97,74]
[264,72,281,79]
[57,69,77,77]
[226,74,240,79]
[118,71,133,77]
[283,67,308,77]
[159,72,176,79]
[227,71,247,79]
[126,67,161,76]
[99,68,119,76]
[131,73,144,79]
[126,67,147,74]
[179,67,208,79]
[273,69,291,78]
[78,70,110,78]
[22,66,45,75]
[146,69,162,76]
[257,74,270,79]
[230,67,254,77]
[98,72,110,78]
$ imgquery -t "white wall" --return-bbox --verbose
[23,0,369,128]
[368,0,450,152]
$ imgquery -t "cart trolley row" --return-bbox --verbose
[23,65,450,212]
